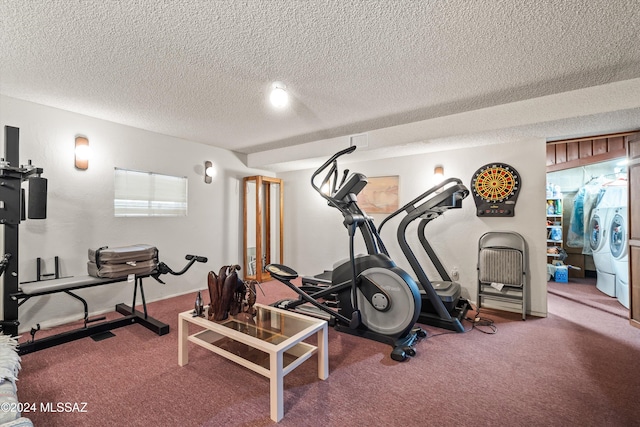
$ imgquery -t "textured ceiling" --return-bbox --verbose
[1,1,640,169]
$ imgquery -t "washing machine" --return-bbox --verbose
[609,205,629,308]
[588,185,626,297]
[589,202,615,296]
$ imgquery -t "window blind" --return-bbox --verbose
[114,168,187,217]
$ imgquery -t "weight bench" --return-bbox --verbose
[11,274,166,355]
[7,255,207,355]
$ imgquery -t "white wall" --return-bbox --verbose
[278,138,548,317]
[0,96,272,332]
[0,94,548,332]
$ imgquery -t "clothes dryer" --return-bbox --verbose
[609,207,629,308]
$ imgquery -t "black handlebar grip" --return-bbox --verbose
[185,254,208,263]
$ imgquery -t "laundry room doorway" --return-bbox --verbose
[545,133,635,321]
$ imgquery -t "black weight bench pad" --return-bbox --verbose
[19,275,135,297]
[15,273,166,355]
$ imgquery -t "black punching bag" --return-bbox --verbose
[28,177,47,219]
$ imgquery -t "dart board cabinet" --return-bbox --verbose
[471,163,521,217]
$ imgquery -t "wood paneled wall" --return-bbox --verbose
[546,133,632,172]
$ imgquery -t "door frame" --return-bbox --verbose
[626,132,640,328]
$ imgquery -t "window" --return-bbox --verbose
[114,168,187,217]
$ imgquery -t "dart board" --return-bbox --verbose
[471,163,521,217]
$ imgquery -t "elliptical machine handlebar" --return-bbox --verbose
[311,145,357,202]
[310,146,386,257]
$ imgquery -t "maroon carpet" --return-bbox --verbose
[547,277,628,319]
[15,279,640,426]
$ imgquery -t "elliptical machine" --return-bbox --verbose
[267,146,425,361]
[378,178,471,332]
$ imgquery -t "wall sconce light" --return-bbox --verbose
[434,165,444,182]
[204,161,216,183]
[75,136,90,170]
[432,166,444,187]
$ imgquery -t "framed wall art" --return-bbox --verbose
[359,176,399,214]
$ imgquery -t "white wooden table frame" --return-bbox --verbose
[178,303,328,422]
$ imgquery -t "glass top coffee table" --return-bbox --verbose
[178,303,328,422]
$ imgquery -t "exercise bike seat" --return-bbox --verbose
[266,263,298,281]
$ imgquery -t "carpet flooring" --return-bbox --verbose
[547,277,629,319]
[14,279,640,427]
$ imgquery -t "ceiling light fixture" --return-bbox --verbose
[269,82,289,108]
